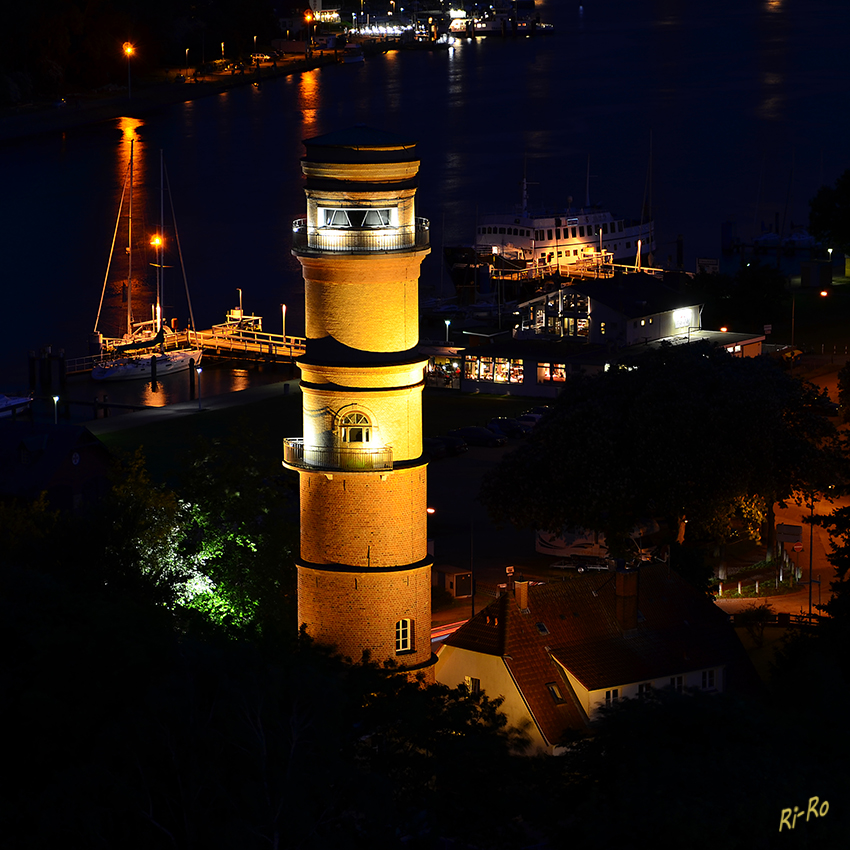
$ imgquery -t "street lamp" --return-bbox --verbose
[185,48,189,74]
[444,319,451,342]
[196,366,203,410]
[123,42,134,101]
[281,303,287,340]
[52,394,59,425]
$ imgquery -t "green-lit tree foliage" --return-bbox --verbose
[177,419,298,639]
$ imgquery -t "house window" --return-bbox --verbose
[340,411,371,443]
[605,689,619,706]
[464,675,481,694]
[638,682,653,699]
[670,676,683,692]
[702,669,716,690]
[535,622,549,635]
[395,618,412,653]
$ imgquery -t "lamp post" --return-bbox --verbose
[444,318,451,342]
[281,303,287,341]
[196,367,202,410]
[185,48,189,75]
[123,42,134,101]
[221,41,225,60]
[52,394,59,425]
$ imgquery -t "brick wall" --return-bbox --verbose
[297,561,433,670]
[300,465,427,567]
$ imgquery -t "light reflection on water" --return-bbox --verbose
[59,361,293,424]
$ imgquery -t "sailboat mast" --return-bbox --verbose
[127,139,133,338]
[159,148,164,337]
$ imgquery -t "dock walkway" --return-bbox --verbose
[65,326,307,376]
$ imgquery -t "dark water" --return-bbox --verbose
[2,0,849,396]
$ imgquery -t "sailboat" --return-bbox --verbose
[92,142,202,381]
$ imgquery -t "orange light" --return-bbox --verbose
[305,10,313,22]
[720,326,728,333]
[820,290,829,297]
[151,235,162,248]
[123,42,134,57]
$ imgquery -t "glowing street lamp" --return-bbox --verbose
[52,394,59,425]
[444,318,451,342]
[123,42,134,100]
[221,41,225,60]
[196,366,203,410]
[185,47,189,74]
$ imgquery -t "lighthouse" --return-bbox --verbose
[284,127,435,679]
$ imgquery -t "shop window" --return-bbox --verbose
[537,363,551,383]
[478,357,494,382]
[510,359,523,382]
[464,356,479,380]
[552,364,566,382]
[494,358,510,383]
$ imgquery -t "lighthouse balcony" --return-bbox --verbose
[292,217,430,253]
[283,437,393,471]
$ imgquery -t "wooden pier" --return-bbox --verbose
[63,324,307,376]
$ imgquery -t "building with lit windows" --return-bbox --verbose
[284,127,436,680]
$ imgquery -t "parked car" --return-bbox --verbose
[487,417,532,438]
[517,413,543,428]
[423,437,449,460]
[433,434,468,455]
[447,426,508,448]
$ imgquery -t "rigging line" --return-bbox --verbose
[164,160,196,333]
[94,155,131,333]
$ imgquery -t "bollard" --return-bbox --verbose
[738,581,741,595]
[188,358,196,398]
[103,394,109,418]
[150,355,157,382]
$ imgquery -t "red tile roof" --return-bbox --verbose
[443,563,758,746]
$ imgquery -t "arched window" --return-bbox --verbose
[340,411,371,444]
[395,618,412,653]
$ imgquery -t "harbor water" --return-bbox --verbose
[2,0,849,406]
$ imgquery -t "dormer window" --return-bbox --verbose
[321,208,394,228]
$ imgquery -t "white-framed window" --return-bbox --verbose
[638,682,653,699]
[395,618,412,653]
[340,411,371,443]
[464,675,481,694]
[605,688,619,706]
[670,675,683,692]
[702,669,716,690]
[546,682,565,703]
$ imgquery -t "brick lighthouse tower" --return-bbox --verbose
[284,127,435,679]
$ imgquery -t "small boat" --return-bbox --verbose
[92,142,202,381]
[0,393,32,418]
[342,43,365,63]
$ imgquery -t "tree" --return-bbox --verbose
[177,418,299,640]
[809,168,850,255]
[480,343,844,571]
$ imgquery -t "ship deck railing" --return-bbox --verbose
[291,218,430,253]
[282,437,393,471]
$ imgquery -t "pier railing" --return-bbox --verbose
[291,218,430,253]
[283,437,393,471]
[65,326,307,375]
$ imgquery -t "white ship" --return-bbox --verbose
[468,178,655,277]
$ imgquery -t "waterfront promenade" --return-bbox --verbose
[0,53,343,143]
